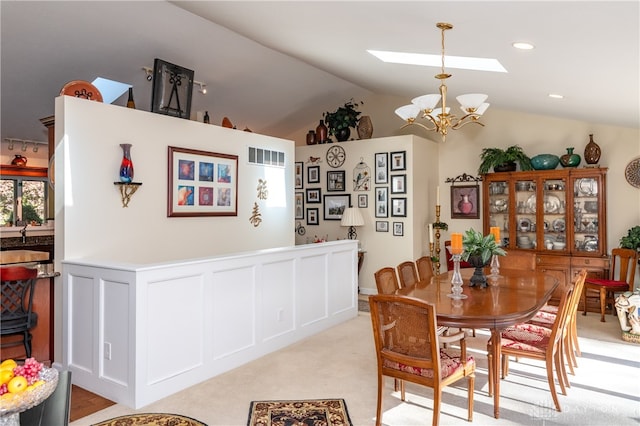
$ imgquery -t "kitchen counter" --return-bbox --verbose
[0,249,50,265]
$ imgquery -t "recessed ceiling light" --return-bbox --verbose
[367,50,507,73]
[549,93,564,99]
[512,42,535,50]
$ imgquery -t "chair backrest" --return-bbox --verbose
[20,370,72,426]
[374,267,400,294]
[396,261,418,288]
[369,294,441,378]
[568,269,588,319]
[444,240,473,271]
[610,248,638,288]
[500,250,536,271]
[416,256,434,281]
[1,266,38,324]
[549,282,576,349]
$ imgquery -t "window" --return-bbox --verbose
[0,175,48,226]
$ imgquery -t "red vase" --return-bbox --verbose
[119,143,134,183]
[458,194,473,214]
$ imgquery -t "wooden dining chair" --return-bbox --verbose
[490,282,575,412]
[396,261,418,288]
[374,267,400,295]
[369,294,475,426]
[583,248,638,322]
[416,256,434,281]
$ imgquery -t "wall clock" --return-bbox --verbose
[326,145,346,168]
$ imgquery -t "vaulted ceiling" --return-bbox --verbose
[1,1,638,144]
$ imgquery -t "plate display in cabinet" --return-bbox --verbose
[576,178,598,196]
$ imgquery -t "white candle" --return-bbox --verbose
[428,224,434,243]
[436,186,440,206]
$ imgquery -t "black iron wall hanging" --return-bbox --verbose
[151,58,194,119]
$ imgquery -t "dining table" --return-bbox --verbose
[396,267,559,419]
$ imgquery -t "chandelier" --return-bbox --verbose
[395,22,489,142]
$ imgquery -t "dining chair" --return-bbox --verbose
[490,282,575,412]
[1,266,39,358]
[583,248,638,322]
[416,256,435,281]
[20,370,73,426]
[396,261,419,288]
[374,267,400,295]
[527,270,587,384]
[369,294,475,426]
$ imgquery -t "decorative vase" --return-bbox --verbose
[584,134,601,165]
[126,87,136,109]
[560,147,581,167]
[493,161,517,172]
[335,127,350,142]
[530,154,560,170]
[316,120,328,144]
[467,255,489,288]
[458,194,473,214]
[357,115,373,139]
[119,143,134,183]
[306,130,317,145]
[11,154,27,167]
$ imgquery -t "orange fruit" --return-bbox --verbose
[7,376,28,393]
[0,369,14,385]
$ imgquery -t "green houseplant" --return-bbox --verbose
[478,145,533,174]
[323,99,363,142]
[620,226,640,265]
[461,228,506,288]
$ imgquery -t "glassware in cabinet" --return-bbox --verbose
[514,179,536,249]
[542,177,567,252]
[572,174,602,254]
[487,181,509,246]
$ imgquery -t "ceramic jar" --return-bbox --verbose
[357,115,373,139]
[584,134,601,165]
[560,147,581,167]
[11,154,27,166]
[315,120,328,144]
[530,154,560,170]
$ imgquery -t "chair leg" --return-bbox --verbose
[556,344,570,391]
[599,287,607,322]
[432,388,441,426]
[467,372,475,422]
[571,317,581,358]
[546,356,562,412]
[376,375,383,426]
[487,352,493,397]
[400,379,406,401]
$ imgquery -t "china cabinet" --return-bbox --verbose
[482,168,609,311]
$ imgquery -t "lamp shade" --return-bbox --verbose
[340,207,364,227]
[412,94,441,111]
[395,104,420,121]
[456,93,488,109]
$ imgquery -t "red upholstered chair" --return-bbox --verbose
[1,266,39,358]
[369,294,475,426]
[583,248,638,322]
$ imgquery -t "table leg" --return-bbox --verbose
[489,328,502,419]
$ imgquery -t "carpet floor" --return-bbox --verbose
[247,398,352,426]
[71,310,639,426]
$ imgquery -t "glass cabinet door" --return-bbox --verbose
[573,176,601,254]
[487,181,509,246]
[542,177,568,252]
[514,179,536,249]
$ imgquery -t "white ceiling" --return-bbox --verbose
[1,1,638,144]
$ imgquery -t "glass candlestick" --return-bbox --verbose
[490,254,500,278]
[448,253,467,299]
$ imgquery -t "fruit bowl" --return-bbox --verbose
[0,367,58,425]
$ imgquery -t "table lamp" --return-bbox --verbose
[340,207,364,240]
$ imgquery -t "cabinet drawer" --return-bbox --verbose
[570,256,608,269]
[536,255,570,267]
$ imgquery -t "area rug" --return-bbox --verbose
[358,298,370,313]
[247,398,352,426]
[92,413,207,426]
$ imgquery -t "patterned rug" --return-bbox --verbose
[247,398,352,426]
[92,413,207,426]
[358,298,370,312]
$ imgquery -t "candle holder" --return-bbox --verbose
[434,205,441,273]
[448,253,467,299]
[490,253,500,277]
[429,242,435,275]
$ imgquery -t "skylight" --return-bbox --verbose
[367,50,507,73]
[92,78,131,104]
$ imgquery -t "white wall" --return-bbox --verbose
[295,135,439,293]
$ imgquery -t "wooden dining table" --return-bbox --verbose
[396,267,559,419]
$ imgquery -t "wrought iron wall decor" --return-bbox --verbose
[151,58,194,119]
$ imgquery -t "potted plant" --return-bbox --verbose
[461,228,506,287]
[323,99,363,142]
[478,145,533,174]
[620,225,640,265]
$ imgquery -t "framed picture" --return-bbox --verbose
[375,187,388,218]
[307,208,319,225]
[375,152,388,184]
[376,221,389,232]
[151,58,194,119]
[295,162,303,189]
[391,197,407,217]
[306,188,321,204]
[357,193,368,208]
[390,151,407,171]
[307,165,320,184]
[323,194,351,220]
[451,185,480,219]
[167,146,238,217]
[393,222,404,236]
[327,170,345,192]
[391,174,407,194]
[295,192,304,219]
